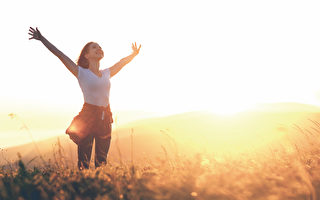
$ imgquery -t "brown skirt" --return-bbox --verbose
[66,103,113,145]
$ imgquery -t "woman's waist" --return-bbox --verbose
[79,102,113,123]
[82,96,109,107]
[82,102,110,112]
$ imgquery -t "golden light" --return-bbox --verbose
[206,100,255,116]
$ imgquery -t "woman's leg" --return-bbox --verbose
[77,134,94,169]
[94,123,112,168]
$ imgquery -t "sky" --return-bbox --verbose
[1,0,320,116]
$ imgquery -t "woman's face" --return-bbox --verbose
[85,43,104,61]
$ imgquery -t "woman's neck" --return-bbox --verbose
[88,60,100,72]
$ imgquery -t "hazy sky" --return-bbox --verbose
[1,0,320,115]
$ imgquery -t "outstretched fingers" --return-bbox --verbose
[28,28,34,40]
[131,42,141,55]
[28,26,41,40]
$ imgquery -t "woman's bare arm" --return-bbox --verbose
[28,27,78,77]
[109,42,141,78]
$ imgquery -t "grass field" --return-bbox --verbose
[2,106,320,200]
[1,139,320,200]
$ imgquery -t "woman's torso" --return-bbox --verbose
[77,66,111,107]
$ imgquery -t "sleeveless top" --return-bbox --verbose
[77,66,111,107]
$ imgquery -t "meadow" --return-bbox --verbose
[1,104,320,200]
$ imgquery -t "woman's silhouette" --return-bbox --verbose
[28,27,141,169]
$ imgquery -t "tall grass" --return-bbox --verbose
[2,117,320,199]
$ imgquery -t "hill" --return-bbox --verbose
[2,102,320,167]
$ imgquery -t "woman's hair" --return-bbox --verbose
[77,42,94,68]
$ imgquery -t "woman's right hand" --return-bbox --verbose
[28,27,42,40]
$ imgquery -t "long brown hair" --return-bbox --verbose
[77,42,94,68]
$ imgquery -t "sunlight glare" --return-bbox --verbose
[207,103,253,116]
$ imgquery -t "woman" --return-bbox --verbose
[28,27,141,169]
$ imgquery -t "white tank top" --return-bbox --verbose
[77,66,111,107]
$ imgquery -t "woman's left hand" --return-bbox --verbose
[132,42,141,56]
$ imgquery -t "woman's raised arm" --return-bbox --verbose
[28,27,78,77]
[109,42,141,78]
